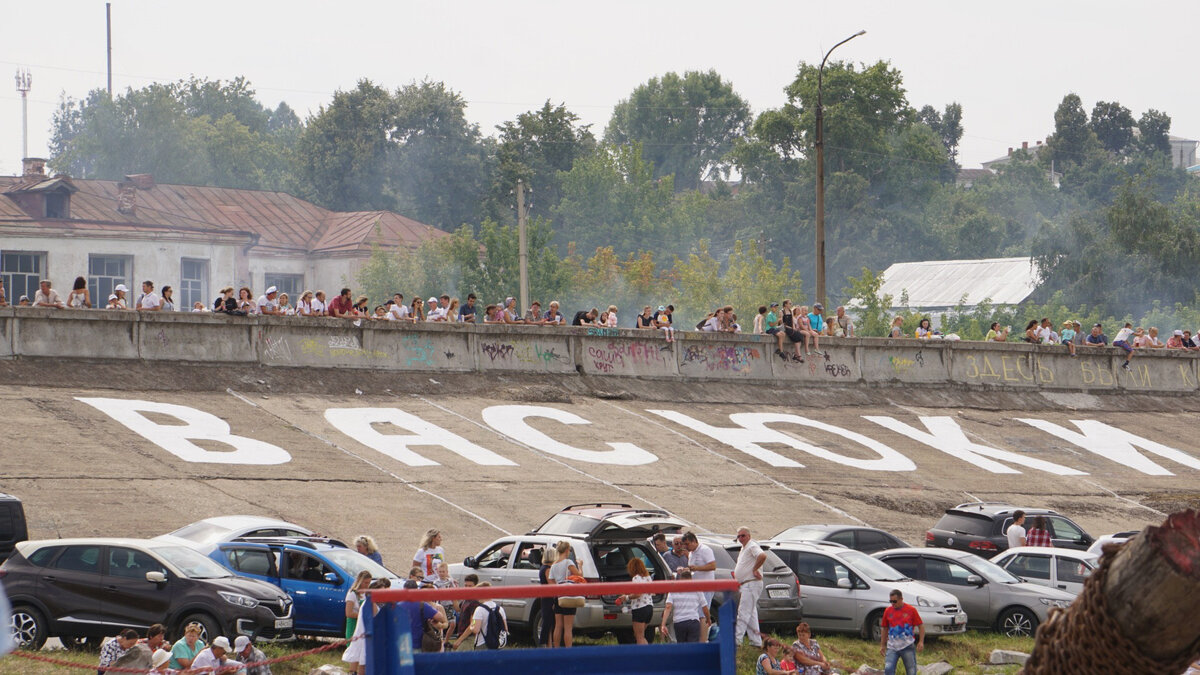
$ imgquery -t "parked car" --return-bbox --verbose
[989,547,1099,596]
[695,535,805,632]
[450,531,670,643]
[207,537,402,637]
[765,540,965,640]
[772,524,909,554]
[1,538,294,649]
[154,515,339,552]
[925,503,1094,556]
[1086,531,1139,556]
[532,503,689,538]
[874,547,1076,636]
[0,493,27,564]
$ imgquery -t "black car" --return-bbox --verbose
[926,503,1094,556]
[1,538,294,649]
[773,524,908,554]
[0,494,27,564]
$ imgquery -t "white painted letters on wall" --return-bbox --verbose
[324,407,516,467]
[648,410,915,471]
[76,397,291,465]
[1016,418,1200,476]
[481,405,658,465]
[864,416,1086,476]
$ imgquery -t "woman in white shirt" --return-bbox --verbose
[621,558,654,645]
[66,276,91,308]
[297,290,316,317]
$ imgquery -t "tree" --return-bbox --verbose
[605,70,751,191]
[841,267,891,337]
[1137,109,1172,156]
[295,79,397,211]
[917,102,964,166]
[1090,101,1135,154]
[487,101,595,221]
[1044,93,1100,170]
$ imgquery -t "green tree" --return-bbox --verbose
[917,102,964,166]
[605,70,751,191]
[1044,93,1100,170]
[487,101,595,221]
[840,267,891,337]
[1137,109,1172,156]
[1090,101,1135,154]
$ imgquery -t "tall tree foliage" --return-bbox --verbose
[487,101,595,221]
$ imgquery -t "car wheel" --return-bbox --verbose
[529,605,545,645]
[863,609,883,642]
[177,612,221,644]
[998,606,1039,637]
[10,605,48,650]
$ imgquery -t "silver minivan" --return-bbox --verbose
[989,547,1098,596]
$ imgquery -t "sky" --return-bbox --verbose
[1,0,1197,177]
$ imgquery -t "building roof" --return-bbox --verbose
[877,257,1038,308]
[0,173,446,254]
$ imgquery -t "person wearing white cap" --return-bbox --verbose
[190,635,243,672]
[257,286,282,315]
[105,293,122,310]
[234,635,271,675]
[112,283,129,309]
[149,648,172,674]
[427,296,447,322]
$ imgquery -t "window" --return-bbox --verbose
[882,556,921,579]
[512,542,545,571]
[27,546,64,567]
[1046,517,1085,542]
[923,558,976,586]
[264,273,303,299]
[1008,554,1052,580]
[827,530,856,548]
[475,542,514,569]
[791,552,841,588]
[45,192,69,219]
[88,255,132,303]
[225,548,275,577]
[53,546,101,573]
[107,547,167,579]
[180,259,208,310]
[1,250,46,302]
[1056,557,1092,585]
[856,531,894,553]
[936,513,993,536]
[283,552,334,583]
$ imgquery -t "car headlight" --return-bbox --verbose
[219,592,260,609]
[1038,597,1070,609]
[915,596,935,608]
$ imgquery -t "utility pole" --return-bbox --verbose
[516,179,529,314]
[15,69,31,160]
[106,3,113,97]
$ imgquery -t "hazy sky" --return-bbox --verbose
[2,1,1197,177]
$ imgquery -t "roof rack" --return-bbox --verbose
[952,501,1013,510]
[561,503,633,511]
[232,536,340,549]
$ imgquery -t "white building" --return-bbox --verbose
[0,159,447,307]
[876,256,1039,320]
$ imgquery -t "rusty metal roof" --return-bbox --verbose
[0,175,446,253]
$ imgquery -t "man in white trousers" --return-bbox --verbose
[733,526,766,648]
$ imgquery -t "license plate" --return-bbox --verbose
[767,589,789,599]
[275,618,293,629]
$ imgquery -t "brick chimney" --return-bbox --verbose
[21,157,46,178]
[1008,147,1013,156]
[116,181,136,216]
[1022,141,1029,150]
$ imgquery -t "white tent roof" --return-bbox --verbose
[877,257,1038,308]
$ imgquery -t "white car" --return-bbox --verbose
[765,541,967,640]
[1085,531,1138,556]
[990,547,1099,596]
[154,516,327,553]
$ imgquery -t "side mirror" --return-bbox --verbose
[464,556,477,569]
[836,578,851,589]
[145,571,166,583]
[324,572,339,584]
[966,574,985,586]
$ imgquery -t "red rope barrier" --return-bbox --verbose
[369,578,738,603]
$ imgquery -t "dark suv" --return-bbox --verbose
[926,503,1094,556]
[0,494,27,564]
[1,538,294,649]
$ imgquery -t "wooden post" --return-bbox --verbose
[1022,510,1200,674]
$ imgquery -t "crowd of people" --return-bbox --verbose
[95,622,271,674]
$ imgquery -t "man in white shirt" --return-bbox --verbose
[1006,510,1027,549]
[659,569,710,643]
[257,286,282,315]
[682,531,717,642]
[387,293,410,321]
[733,527,766,648]
[427,296,447,322]
[136,280,162,311]
[311,291,327,316]
[32,279,65,308]
[189,636,242,672]
[452,583,508,650]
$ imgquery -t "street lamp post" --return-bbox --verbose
[815,29,865,309]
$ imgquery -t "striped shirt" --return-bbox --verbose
[667,591,705,623]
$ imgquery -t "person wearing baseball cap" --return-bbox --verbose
[189,635,241,672]
[1059,320,1078,356]
[234,635,268,673]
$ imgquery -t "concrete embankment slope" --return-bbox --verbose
[2,309,1200,563]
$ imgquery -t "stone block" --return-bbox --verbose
[989,649,1030,665]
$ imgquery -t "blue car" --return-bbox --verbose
[207,539,400,637]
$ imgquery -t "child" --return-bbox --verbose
[1060,320,1077,356]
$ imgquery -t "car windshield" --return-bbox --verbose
[839,550,909,581]
[165,522,232,547]
[321,548,400,579]
[151,546,234,579]
[774,527,829,541]
[535,514,600,536]
[966,556,1023,583]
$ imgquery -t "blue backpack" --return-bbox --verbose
[481,603,508,649]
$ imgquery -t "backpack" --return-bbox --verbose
[481,603,508,650]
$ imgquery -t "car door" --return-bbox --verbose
[1045,516,1093,550]
[789,551,859,632]
[918,556,992,629]
[39,544,106,634]
[279,549,343,635]
[100,546,173,630]
[1052,555,1092,595]
[996,552,1053,590]
[499,540,543,620]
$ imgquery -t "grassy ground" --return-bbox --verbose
[0,631,1033,674]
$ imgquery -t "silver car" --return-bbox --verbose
[989,547,1098,596]
[874,547,1076,636]
[766,541,965,640]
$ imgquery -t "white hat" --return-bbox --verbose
[151,649,171,668]
[108,294,118,301]
[234,635,251,651]
[266,286,278,295]
[211,636,232,651]
[1174,330,1184,336]
[427,296,437,303]
[114,284,128,293]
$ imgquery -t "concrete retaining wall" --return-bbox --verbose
[5,308,1199,395]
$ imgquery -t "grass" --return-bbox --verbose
[0,631,1034,674]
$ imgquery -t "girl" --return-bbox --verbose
[549,540,581,648]
[605,305,619,328]
[985,322,1009,343]
[916,318,936,339]
[1023,319,1041,344]
[345,570,373,638]
[297,290,316,317]
[66,276,91,308]
[889,316,904,338]
[410,297,426,322]
[237,287,255,313]
[446,298,460,323]
[621,558,653,645]
[276,292,293,315]
[160,286,176,312]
